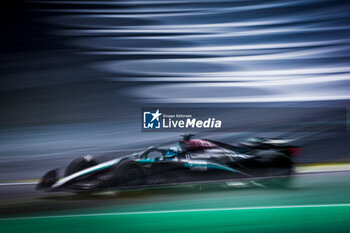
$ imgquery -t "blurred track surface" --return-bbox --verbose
[1,171,350,232]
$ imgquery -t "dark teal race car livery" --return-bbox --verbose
[37,135,299,192]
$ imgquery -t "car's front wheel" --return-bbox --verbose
[65,155,98,176]
[112,161,145,187]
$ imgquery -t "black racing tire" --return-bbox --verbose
[65,156,98,176]
[255,150,293,172]
[255,150,285,161]
[112,161,145,187]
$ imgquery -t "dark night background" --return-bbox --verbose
[0,0,350,201]
[1,0,350,180]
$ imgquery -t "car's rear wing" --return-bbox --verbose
[244,137,302,156]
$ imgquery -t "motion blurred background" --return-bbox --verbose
[1,0,350,232]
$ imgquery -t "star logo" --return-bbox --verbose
[151,109,162,122]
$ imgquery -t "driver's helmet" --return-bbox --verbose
[164,150,177,160]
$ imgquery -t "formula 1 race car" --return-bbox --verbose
[37,135,300,192]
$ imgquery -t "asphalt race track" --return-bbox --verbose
[1,171,350,233]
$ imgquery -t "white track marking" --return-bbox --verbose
[296,164,350,173]
[0,182,38,186]
[1,203,350,221]
[1,164,350,186]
